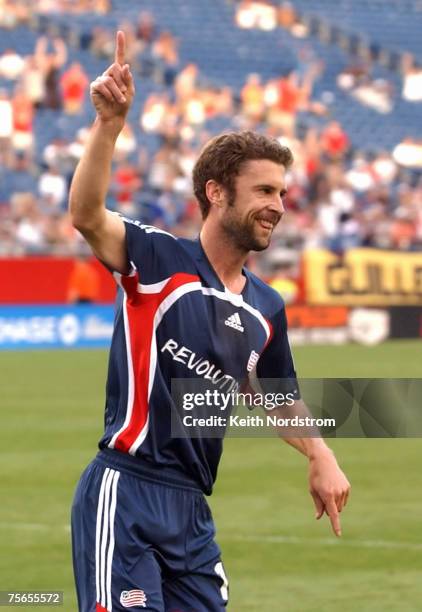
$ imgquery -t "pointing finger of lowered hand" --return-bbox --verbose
[326,497,342,537]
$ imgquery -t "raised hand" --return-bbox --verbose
[90,31,135,123]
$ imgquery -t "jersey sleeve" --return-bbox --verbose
[256,305,300,399]
[121,218,179,282]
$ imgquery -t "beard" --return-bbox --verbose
[220,209,272,252]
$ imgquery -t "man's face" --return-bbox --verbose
[219,159,287,252]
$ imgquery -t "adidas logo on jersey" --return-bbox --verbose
[224,312,244,332]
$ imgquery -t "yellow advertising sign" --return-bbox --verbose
[304,249,422,305]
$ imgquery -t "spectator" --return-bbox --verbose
[0,48,25,80]
[372,152,397,186]
[13,192,45,253]
[28,36,67,109]
[0,0,21,27]
[278,2,297,29]
[151,31,179,85]
[43,211,75,254]
[141,93,173,133]
[0,89,13,168]
[321,121,350,160]
[35,36,67,109]
[114,122,137,162]
[391,217,416,250]
[68,127,90,165]
[46,38,67,109]
[20,55,45,109]
[112,161,142,215]
[90,26,115,59]
[175,63,198,103]
[11,86,34,170]
[38,164,68,209]
[184,93,206,126]
[241,73,266,124]
[213,86,234,117]
[236,0,278,30]
[393,138,422,168]
[149,144,179,193]
[60,62,89,114]
[345,156,375,193]
[43,138,74,178]
[135,11,156,44]
[401,53,422,102]
[0,217,21,255]
[271,71,303,136]
[67,256,101,304]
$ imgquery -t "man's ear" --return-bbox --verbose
[205,180,225,208]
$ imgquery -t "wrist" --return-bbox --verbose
[306,439,334,462]
[95,115,125,136]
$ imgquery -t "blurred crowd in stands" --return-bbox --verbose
[0,0,421,271]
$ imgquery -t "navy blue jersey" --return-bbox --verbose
[98,218,298,494]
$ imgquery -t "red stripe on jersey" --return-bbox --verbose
[120,269,139,297]
[114,272,199,453]
[96,604,107,612]
[263,317,274,349]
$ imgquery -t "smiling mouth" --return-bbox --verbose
[256,218,275,231]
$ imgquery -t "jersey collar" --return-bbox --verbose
[181,236,250,300]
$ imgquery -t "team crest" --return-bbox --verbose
[247,350,260,372]
[120,589,147,608]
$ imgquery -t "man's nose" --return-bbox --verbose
[270,195,285,217]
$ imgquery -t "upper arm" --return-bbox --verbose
[78,209,129,275]
[78,212,180,283]
[256,305,300,398]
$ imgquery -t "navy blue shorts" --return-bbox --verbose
[71,452,229,612]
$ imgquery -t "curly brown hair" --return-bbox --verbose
[192,131,293,219]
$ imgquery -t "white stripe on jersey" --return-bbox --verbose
[95,468,120,611]
[112,262,137,288]
[109,293,135,450]
[137,278,171,294]
[122,217,177,238]
[201,287,271,340]
[115,271,270,341]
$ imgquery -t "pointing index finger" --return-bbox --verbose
[115,30,126,66]
[326,498,342,537]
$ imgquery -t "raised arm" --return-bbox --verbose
[69,31,135,274]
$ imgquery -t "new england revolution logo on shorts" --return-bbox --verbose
[120,589,147,608]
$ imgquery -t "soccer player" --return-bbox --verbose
[69,31,351,612]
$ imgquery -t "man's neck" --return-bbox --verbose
[199,224,248,294]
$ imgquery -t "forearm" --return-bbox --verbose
[272,398,333,459]
[283,435,333,460]
[69,117,124,231]
[274,398,350,536]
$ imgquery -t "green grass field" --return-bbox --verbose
[1,340,421,611]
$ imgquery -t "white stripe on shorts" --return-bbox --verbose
[95,468,120,611]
